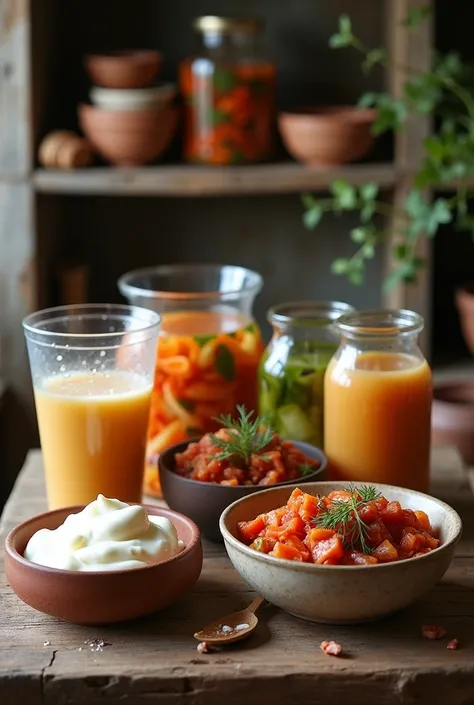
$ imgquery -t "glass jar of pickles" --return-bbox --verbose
[180,15,276,165]
[118,264,264,498]
[259,301,354,448]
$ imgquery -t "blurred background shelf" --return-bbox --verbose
[33,163,399,197]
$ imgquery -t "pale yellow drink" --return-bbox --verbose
[34,371,152,509]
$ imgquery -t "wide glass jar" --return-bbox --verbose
[324,309,432,492]
[118,264,264,497]
[259,301,354,448]
[180,15,276,165]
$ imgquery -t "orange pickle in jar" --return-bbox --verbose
[324,310,433,493]
[145,310,264,495]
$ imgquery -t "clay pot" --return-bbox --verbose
[455,285,474,354]
[84,50,162,88]
[278,106,377,165]
[38,130,94,169]
[432,380,474,465]
[78,104,178,166]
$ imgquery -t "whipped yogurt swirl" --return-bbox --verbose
[24,495,185,571]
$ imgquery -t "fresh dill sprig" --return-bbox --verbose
[314,484,382,554]
[298,462,317,477]
[210,405,274,466]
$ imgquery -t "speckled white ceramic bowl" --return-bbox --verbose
[220,481,462,624]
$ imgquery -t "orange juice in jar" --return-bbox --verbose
[324,309,432,492]
[118,264,264,497]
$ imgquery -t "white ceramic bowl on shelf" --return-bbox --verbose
[89,84,176,112]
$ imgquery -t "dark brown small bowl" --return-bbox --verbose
[432,380,474,465]
[4,505,202,625]
[159,440,327,542]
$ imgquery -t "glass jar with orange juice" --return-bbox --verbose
[324,309,432,492]
[180,16,276,165]
[118,264,264,497]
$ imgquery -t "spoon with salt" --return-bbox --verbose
[194,596,265,645]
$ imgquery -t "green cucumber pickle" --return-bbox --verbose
[259,340,336,448]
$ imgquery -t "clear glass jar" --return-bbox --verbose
[180,15,276,165]
[259,301,354,448]
[324,309,432,492]
[118,264,264,497]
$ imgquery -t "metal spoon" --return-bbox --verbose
[194,596,265,645]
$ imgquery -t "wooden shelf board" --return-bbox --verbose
[33,162,398,197]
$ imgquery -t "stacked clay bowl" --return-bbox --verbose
[80,50,178,166]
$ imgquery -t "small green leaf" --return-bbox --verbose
[348,269,364,286]
[214,344,236,381]
[361,203,376,222]
[213,68,238,93]
[331,258,350,275]
[404,6,432,28]
[178,398,195,412]
[244,323,255,333]
[350,227,367,244]
[395,244,408,260]
[360,182,379,202]
[339,14,352,35]
[426,198,453,235]
[329,33,350,48]
[301,192,317,210]
[358,92,377,108]
[331,180,357,209]
[299,463,317,477]
[363,48,387,73]
[194,335,215,347]
[303,205,323,229]
[362,243,375,259]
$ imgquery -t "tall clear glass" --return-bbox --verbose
[259,301,354,448]
[324,309,432,492]
[23,304,160,509]
[118,264,264,498]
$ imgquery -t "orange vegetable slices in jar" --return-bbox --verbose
[144,310,264,496]
[238,487,440,565]
[180,60,276,165]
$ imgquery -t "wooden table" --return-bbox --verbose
[1,450,474,705]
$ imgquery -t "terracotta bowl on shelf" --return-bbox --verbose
[158,439,327,542]
[4,504,202,625]
[78,104,179,166]
[84,50,162,88]
[455,285,474,354]
[220,481,462,624]
[432,380,474,466]
[278,106,377,165]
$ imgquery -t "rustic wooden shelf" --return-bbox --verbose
[33,162,398,197]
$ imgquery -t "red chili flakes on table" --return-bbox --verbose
[421,625,447,640]
[320,640,343,657]
[447,639,460,650]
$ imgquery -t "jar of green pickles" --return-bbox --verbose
[259,301,354,448]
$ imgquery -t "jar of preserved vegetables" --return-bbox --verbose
[180,15,276,165]
[259,301,354,448]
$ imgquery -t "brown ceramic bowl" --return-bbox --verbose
[159,440,327,542]
[455,285,474,354]
[432,380,474,465]
[278,106,377,165]
[84,50,162,88]
[78,103,178,166]
[4,504,202,625]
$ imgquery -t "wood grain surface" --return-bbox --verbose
[1,447,473,705]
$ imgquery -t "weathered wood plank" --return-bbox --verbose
[0,0,31,175]
[1,448,474,705]
[33,163,399,197]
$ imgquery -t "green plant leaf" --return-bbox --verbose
[363,48,387,73]
[331,180,357,209]
[339,14,352,35]
[362,243,376,259]
[214,344,236,381]
[404,6,432,28]
[303,206,323,229]
[350,227,367,244]
[329,33,350,48]
[194,334,215,347]
[331,258,350,275]
[360,182,379,202]
[301,192,317,210]
[358,92,377,108]
[348,268,364,285]
[213,68,238,93]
